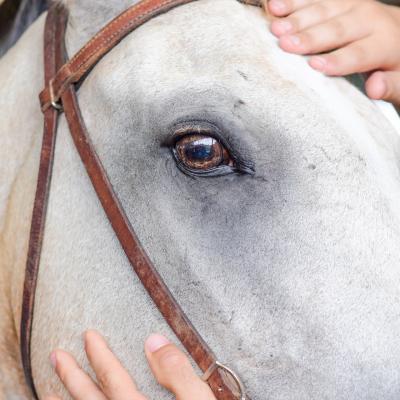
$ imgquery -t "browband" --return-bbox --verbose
[39,0,263,112]
[21,0,263,399]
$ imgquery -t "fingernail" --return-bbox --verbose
[145,334,170,353]
[310,56,327,71]
[288,35,301,46]
[50,352,57,368]
[270,0,286,12]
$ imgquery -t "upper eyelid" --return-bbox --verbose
[163,120,256,175]
[163,120,226,146]
[164,120,244,161]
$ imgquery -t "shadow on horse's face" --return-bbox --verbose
[33,1,400,399]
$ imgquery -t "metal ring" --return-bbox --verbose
[50,99,63,111]
[49,78,63,111]
[202,361,246,400]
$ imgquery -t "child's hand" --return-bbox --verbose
[44,330,216,400]
[268,0,400,106]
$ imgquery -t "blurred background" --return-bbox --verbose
[0,0,47,57]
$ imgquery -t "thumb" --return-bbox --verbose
[144,334,215,400]
[365,70,400,108]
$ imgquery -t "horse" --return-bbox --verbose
[1,0,400,398]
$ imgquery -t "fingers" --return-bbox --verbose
[50,350,107,400]
[268,0,319,17]
[269,0,400,86]
[46,333,218,400]
[366,71,400,107]
[308,38,381,76]
[271,0,354,36]
[279,12,369,55]
[47,331,147,400]
[144,334,216,400]
[84,330,147,400]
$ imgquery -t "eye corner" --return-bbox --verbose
[235,159,256,176]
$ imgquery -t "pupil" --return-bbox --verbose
[185,138,216,161]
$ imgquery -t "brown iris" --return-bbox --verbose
[175,134,230,171]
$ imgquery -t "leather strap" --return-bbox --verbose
[23,0,262,398]
[20,4,68,399]
[39,0,262,112]
[61,84,242,400]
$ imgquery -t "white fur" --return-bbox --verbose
[1,1,400,399]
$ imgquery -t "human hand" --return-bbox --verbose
[44,330,216,400]
[267,0,400,106]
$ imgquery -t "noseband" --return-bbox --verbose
[21,1,263,399]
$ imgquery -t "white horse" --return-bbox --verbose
[1,0,400,399]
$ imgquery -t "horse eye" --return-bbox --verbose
[173,134,234,173]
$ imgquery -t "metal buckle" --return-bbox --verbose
[49,78,63,111]
[202,361,246,400]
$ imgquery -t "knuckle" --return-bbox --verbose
[330,19,345,38]
[351,44,366,62]
[59,366,80,387]
[157,347,188,371]
[360,1,380,16]
[56,363,69,383]
[314,3,330,19]
[57,368,67,383]
[300,31,315,50]
[289,0,309,13]
[97,369,118,391]
[295,0,311,8]
[286,0,294,12]
[286,17,297,31]
[327,54,341,70]
[323,54,345,75]
[155,346,196,392]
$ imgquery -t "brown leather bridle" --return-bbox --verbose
[21,1,263,399]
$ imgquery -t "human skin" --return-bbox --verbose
[44,331,216,400]
[268,0,400,107]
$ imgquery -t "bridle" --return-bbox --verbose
[20,1,263,399]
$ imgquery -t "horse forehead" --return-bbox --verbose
[65,0,268,55]
[74,1,270,72]
[70,0,400,212]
